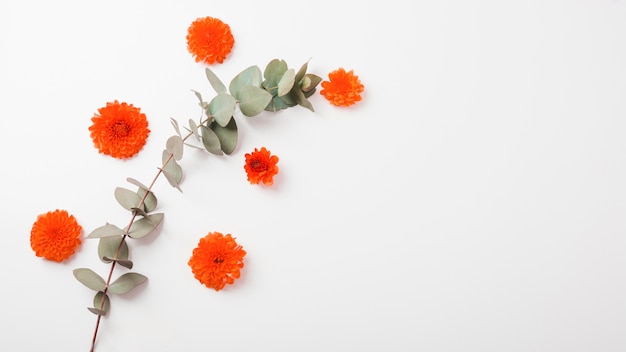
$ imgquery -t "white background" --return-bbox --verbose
[1,1,625,351]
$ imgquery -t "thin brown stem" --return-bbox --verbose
[88,124,201,352]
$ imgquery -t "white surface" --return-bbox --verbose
[1,1,625,351]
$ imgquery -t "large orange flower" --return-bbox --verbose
[320,68,365,107]
[188,232,246,291]
[88,100,150,159]
[30,209,83,262]
[244,147,279,186]
[186,16,234,65]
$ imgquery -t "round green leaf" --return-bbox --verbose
[208,94,236,127]
[229,65,262,99]
[238,85,273,117]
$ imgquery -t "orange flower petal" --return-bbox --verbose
[188,232,246,291]
[244,147,279,186]
[186,16,234,65]
[88,100,150,159]
[30,209,82,262]
[320,68,365,107]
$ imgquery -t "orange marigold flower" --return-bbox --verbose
[188,232,246,291]
[244,147,279,186]
[186,16,235,65]
[30,209,83,262]
[88,100,150,159]
[320,68,365,107]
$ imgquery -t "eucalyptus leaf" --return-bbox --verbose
[127,213,164,239]
[166,135,184,161]
[98,235,129,263]
[131,207,148,218]
[295,60,309,83]
[229,65,262,99]
[200,125,223,155]
[192,89,204,105]
[291,84,315,112]
[262,59,288,95]
[170,118,181,136]
[136,188,157,213]
[86,223,126,239]
[302,73,322,92]
[114,187,142,211]
[238,85,273,117]
[126,177,150,191]
[108,273,148,295]
[205,68,227,94]
[73,268,106,292]
[277,68,296,97]
[161,150,183,190]
[208,94,236,127]
[192,90,209,110]
[103,257,133,269]
[189,119,200,140]
[92,291,110,316]
[162,170,182,192]
[265,94,296,112]
[211,118,238,155]
[88,307,106,316]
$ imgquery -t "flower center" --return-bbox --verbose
[250,159,267,172]
[213,256,224,264]
[112,121,130,137]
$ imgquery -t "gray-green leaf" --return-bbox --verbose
[189,119,200,140]
[114,187,142,211]
[277,68,296,97]
[91,292,110,316]
[238,85,273,117]
[98,235,129,263]
[262,59,288,95]
[208,94,236,127]
[136,188,157,213]
[73,268,106,292]
[127,213,164,239]
[211,118,238,155]
[161,150,183,191]
[229,65,262,99]
[200,125,223,155]
[86,223,126,239]
[170,118,181,136]
[166,135,184,161]
[108,273,148,295]
[205,68,227,94]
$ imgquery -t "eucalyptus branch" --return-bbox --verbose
[74,59,322,352]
